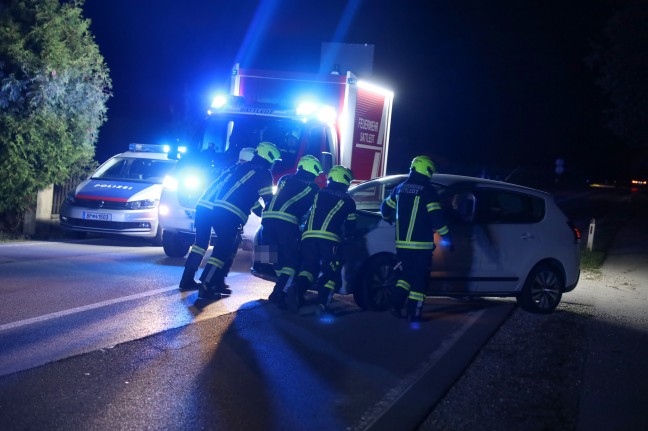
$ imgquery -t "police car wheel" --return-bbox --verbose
[162,231,190,258]
[354,253,399,311]
[150,227,163,246]
[516,262,564,314]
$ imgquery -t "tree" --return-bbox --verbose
[0,0,111,231]
[591,0,648,165]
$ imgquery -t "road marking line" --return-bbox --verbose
[0,272,243,332]
[350,308,487,431]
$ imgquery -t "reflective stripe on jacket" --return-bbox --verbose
[380,171,449,250]
[302,182,356,243]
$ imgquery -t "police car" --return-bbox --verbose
[59,144,178,244]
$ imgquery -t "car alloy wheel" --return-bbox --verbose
[517,262,564,314]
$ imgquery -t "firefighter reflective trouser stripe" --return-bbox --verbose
[185,245,206,271]
[199,210,241,285]
[394,248,432,310]
[262,218,301,291]
[186,205,212,270]
[296,271,315,283]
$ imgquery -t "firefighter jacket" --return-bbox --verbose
[302,182,357,243]
[262,170,319,226]
[380,171,450,250]
[197,156,274,224]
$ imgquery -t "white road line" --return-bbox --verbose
[351,308,487,431]
[0,272,243,332]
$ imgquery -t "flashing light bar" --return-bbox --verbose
[129,143,169,153]
[296,101,337,124]
[211,94,228,109]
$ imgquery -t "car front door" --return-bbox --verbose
[470,188,544,293]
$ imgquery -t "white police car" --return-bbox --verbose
[59,144,177,244]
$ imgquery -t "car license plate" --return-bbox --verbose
[83,212,112,221]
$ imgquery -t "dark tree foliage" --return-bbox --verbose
[0,0,111,230]
[591,0,648,161]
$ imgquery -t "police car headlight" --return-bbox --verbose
[125,199,159,209]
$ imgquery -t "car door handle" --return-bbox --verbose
[521,233,534,240]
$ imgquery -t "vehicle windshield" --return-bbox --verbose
[92,157,177,183]
[349,175,408,213]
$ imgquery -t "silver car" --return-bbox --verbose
[252,174,581,313]
[59,144,177,244]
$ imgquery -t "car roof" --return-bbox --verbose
[352,173,552,199]
[111,151,175,161]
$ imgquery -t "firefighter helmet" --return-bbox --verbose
[297,155,323,176]
[255,141,281,164]
[410,156,436,178]
[328,165,353,186]
[238,147,255,162]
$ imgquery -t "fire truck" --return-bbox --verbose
[158,63,394,258]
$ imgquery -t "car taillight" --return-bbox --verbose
[567,221,580,243]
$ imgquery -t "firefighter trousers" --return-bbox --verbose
[393,248,433,317]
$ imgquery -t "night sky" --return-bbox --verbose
[83,0,626,184]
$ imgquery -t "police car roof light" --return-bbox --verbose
[129,143,169,153]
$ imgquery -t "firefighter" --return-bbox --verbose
[285,165,356,314]
[178,147,256,292]
[380,155,453,322]
[262,155,323,305]
[180,142,279,299]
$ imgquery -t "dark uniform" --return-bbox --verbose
[286,165,356,313]
[262,156,321,303]
[181,142,278,300]
[178,148,257,292]
[380,156,452,321]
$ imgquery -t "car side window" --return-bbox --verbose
[473,189,545,224]
[447,192,476,223]
[351,178,402,214]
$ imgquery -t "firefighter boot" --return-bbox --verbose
[406,298,424,323]
[179,268,201,291]
[285,278,308,313]
[268,274,290,305]
[199,267,231,295]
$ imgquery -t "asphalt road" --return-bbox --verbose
[0,241,514,430]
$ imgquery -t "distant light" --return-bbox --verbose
[159,204,170,216]
[178,146,187,154]
[163,145,170,153]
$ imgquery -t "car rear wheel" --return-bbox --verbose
[354,253,399,311]
[517,263,564,314]
[162,231,189,258]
